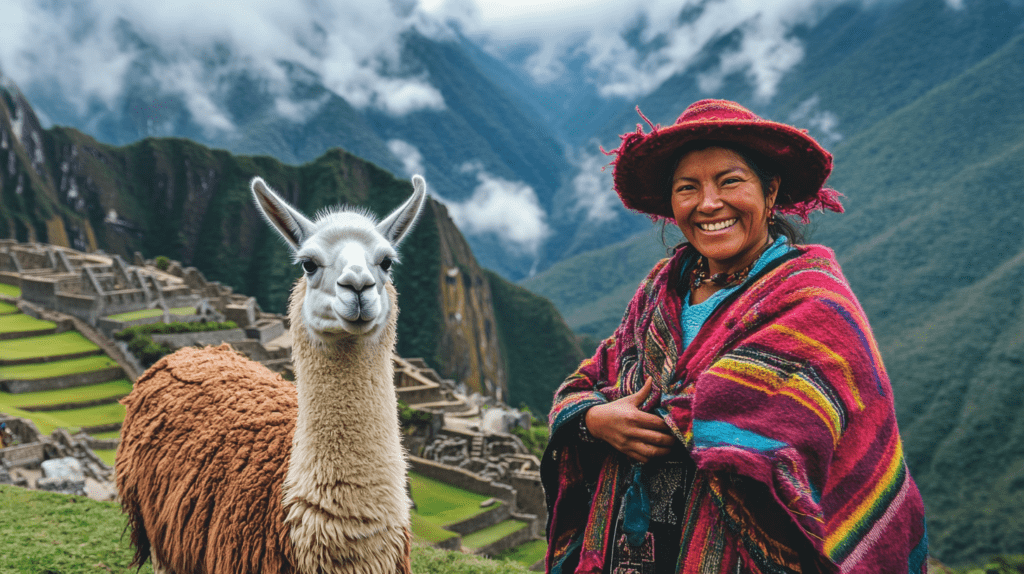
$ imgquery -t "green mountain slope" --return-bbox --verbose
[0,81,583,415]
[523,29,1024,567]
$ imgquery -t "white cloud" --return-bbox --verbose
[569,146,619,223]
[440,166,550,255]
[424,0,857,101]
[387,139,426,176]
[788,95,843,145]
[0,0,447,135]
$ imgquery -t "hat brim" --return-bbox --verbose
[612,119,833,219]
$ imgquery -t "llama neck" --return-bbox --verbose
[285,280,404,484]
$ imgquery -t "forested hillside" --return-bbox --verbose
[0,81,583,414]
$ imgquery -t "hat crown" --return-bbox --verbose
[675,99,759,125]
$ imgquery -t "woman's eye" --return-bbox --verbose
[380,257,393,272]
[674,185,696,194]
[722,177,741,185]
[301,260,319,274]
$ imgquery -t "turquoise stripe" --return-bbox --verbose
[693,419,787,452]
[907,517,928,573]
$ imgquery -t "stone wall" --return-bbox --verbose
[151,328,248,349]
[408,456,517,504]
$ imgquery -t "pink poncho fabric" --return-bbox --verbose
[543,244,927,573]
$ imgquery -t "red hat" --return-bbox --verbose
[609,99,843,223]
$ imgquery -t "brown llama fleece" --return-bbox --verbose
[117,344,298,573]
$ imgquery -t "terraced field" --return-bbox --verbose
[408,472,542,566]
[105,306,196,321]
[0,287,544,563]
[410,471,495,544]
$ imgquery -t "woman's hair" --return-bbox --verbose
[664,141,805,245]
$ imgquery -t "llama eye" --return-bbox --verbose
[380,257,393,272]
[301,260,319,274]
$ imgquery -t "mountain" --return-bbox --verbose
[524,4,1024,565]
[0,78,582,418]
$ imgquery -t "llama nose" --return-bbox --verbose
[339,266,375,293]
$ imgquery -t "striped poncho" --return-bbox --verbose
[542,244,927,574]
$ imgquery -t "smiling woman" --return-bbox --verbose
[541,100,928,574]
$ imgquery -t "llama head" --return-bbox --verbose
[252,175,427,343]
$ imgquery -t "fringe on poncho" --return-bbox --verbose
[542,245,927,574]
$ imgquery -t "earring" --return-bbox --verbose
[768,210,776,225]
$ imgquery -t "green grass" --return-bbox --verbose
[495,538,547,566]
[0,283,20,298]
[105,306,196,321]
[0,401,128,436]
[0,485,153,574]
[409,472,498,526]
[411,545,533,573]
[0,313,56,334]
[0,332,99,361]
[0,301,17,314]
[0,355,120,381]
[0,485,532,574]
[0,379,132,409]
[90,430,122,440]
[41,402,126,429]
[410,512,459,544]
[462,520,528,550]
[93,449,117,467]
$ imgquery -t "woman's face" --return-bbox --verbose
[671,147,779,275]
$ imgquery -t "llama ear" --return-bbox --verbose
[377,174,427,247]
[251,177,316,251]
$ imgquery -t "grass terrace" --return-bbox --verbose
[0,283,20,298]
[0,379,132,409]
[0,313,56,334]
[495,539,547,566]
[0,485,535,574]
[0,332,99,361]
[462,520,529,551]
[0,300,17,314]
[408,471,509,546]
[105,306,196,321]
[0,355,119,381]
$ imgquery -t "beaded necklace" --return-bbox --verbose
[689,240,771,291]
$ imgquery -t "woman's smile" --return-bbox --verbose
[696,218,738,232]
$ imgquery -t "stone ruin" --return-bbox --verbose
[0,240,550,541]
[0,414,117,500]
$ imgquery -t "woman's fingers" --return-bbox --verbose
[626,377,654,406]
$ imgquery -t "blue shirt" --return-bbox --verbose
[681,237,794,350]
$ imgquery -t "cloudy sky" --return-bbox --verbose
[0,0,962,261]
[0,0,930,123]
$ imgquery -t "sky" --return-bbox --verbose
[0,0,963,259]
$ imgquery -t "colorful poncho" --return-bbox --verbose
[542,244,928,574]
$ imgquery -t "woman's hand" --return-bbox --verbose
[584,378,676,463]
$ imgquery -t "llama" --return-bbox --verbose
[116,175,427,574]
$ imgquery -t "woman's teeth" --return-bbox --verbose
[698,218,737,231]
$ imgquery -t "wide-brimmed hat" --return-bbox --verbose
[609,99,843,223]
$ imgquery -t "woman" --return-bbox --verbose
[542,100,928,574]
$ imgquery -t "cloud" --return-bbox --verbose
[387,139,426,176]
[787,95,843,145]
[425,0,857,101]
[569,146,619,223]
[440,165,550,255]
[0,0,446,136]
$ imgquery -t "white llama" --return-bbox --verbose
[116,175,427,574]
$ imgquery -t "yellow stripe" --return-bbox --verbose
[710,366,840,445]
[824,439,903,555]
[770,324,864,410]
